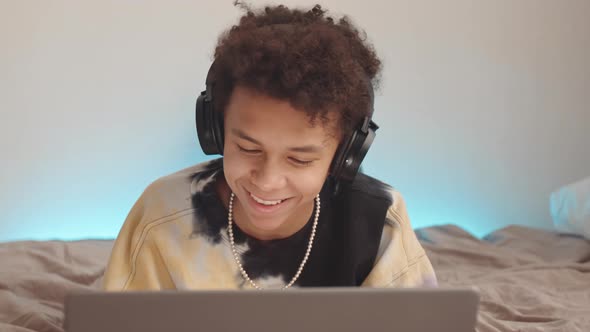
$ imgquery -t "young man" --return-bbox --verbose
[103,3,437,290]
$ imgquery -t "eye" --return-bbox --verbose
[237,145,261,154]
[289,157,314,166]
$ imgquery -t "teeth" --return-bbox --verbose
[250,193,283,206]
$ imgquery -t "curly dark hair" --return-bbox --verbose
[210,1,382,138]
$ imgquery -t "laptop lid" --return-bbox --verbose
[64,287,479,332]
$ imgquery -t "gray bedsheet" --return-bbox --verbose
[0,240,110,332]
[418,225,590,332]
[1,225,589,332]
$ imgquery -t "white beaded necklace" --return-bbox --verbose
[227,192,320,290]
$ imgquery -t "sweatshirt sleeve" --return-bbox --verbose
[101,183,176,291]
[362,190,438,288]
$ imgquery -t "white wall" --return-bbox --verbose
[1,0,589,241]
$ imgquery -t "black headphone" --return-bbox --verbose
[195,61,378,184]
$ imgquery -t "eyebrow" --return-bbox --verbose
[231,128,324,153]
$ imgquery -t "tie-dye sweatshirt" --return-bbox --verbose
[102,159,437,290]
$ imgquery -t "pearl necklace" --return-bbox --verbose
[227,192,320,290]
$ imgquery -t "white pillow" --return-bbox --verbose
[550,175,590,239]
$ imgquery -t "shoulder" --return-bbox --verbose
[360,184,438,287]
[121,158,223,241]
[138,158,222,213]
[346,173,418,250]
[349,172,395,203]
[145,159,222,200]
[349,173,410,230]
[320,173,395,285]
[336,172,395,219]
[103,159,225,290]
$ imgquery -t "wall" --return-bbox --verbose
[1,0,589,241]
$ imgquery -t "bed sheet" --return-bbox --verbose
[1,225,589,332]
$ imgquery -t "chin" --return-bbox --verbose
[245,210,287,229]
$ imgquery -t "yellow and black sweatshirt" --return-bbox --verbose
[103,158,437,290]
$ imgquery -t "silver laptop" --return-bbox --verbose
[64,287,479,332]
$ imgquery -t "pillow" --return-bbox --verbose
[550,175,590,239]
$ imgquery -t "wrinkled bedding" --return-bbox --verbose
[418,225,590,332]
[1,225,589,332]
[0,240,110,332]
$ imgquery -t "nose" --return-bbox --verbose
[250,159,287,193]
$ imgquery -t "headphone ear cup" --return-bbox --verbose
[330,120,377,183]
[330,131,358,180]
[196,90,224,155]
[211,103,225,155]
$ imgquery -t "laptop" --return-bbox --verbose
[64,287,479,332]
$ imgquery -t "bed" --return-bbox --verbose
[1,224,589,332]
